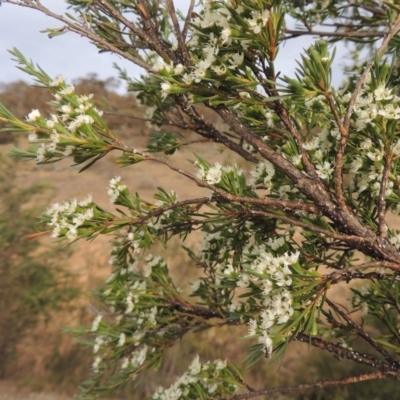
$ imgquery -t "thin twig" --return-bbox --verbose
[378,155,392,236]
[230,371,393,400]
[343,15,400,131]
[182,0,195,40]
[326,298,400,368]
[324,261,400,283]
[296,333,390,371]
[3,0,152,71]
[283,28,386,39]
[166,0,190,63]
[333,15,400,212]
[247,209,371,245]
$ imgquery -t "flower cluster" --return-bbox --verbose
[89,252,186,379]
[221,246,299,355]
[195,161,244,185]
[152,356,239,400]
[44,195,94,240]
[352,81,400,131]
[107,176,127,203]
[302,126,337,167]
[249,161,275,188]
[10,71,113,166]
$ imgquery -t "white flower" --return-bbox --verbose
[390,233,400,249]
[374,84,393,101]
[160,82,171,99]
[68,114,94,133]
[393,140,400,156]
[59,85,75,95]
[237,273,250,287]
[118,332,126,347]
[291,154,302,166]
[189,279,202,294]
[174,63,184,75]
[92,356,102,373]
[366,149,383,162]
[108,176,127,203]
[349,157,363,174]
[303,136,320,150]
[171,39,178,51]
[316,162,334,180]
[220,27,232,45]
[188,355,202,375]
[262,280,273,296]
[131,346,148,368]
[28,132,38,142]
[247,319,258,337]
[360,138,373,150]
[205,163,223,184]
[60,104,73,115]
[250,161,275,187]
[27,109,41,122]
[50,75,65,87]
[121,357,130,370]
[91,315,103,332]
[152,57,167,72]
[330,128,341,140]
[258,333,273,355]
[79,194,93,207]
[378,103,400,119]
[228,52,244,68]
[223,262,235,275]
[215,359,226,370]
[212,64,227,75]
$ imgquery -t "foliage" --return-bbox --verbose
[2,0,400,398]
[0,154,78,378]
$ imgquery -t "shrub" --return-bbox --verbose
[2,0,400,399]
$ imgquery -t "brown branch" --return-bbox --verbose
[324,261,400,283]
[135,0,175,62]
[3,0,152,71]
[378,155,392,237]
[99,0,175,61]
[326,298,400,368]
[283,28,386,39]
[343,15,400,131]
[182,0,195,40]
[274,98,319,178]
[247,209,369,245]
[325,91,348,208]
[296,333,391,372]
[166,0,190,63]
[230,371,394,400]
[175,96,261,165]
[212,106,400,263]
[329,15,400,222]
[250,65,318,178]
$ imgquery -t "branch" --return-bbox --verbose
[326,298,400,368]
[328,14,400,227]
[340,14,400,157]
[175,96,261,165]
[296,333,391,372]
[283,28,386,39]
[230,371,394,400]
[378,155,392,237]
[182,0,195,40]
[166,0,190,63]
[3,0,152,71]
[247,209,372,245]
[324,261,400,283]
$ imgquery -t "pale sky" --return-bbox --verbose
[0,1,349,91]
